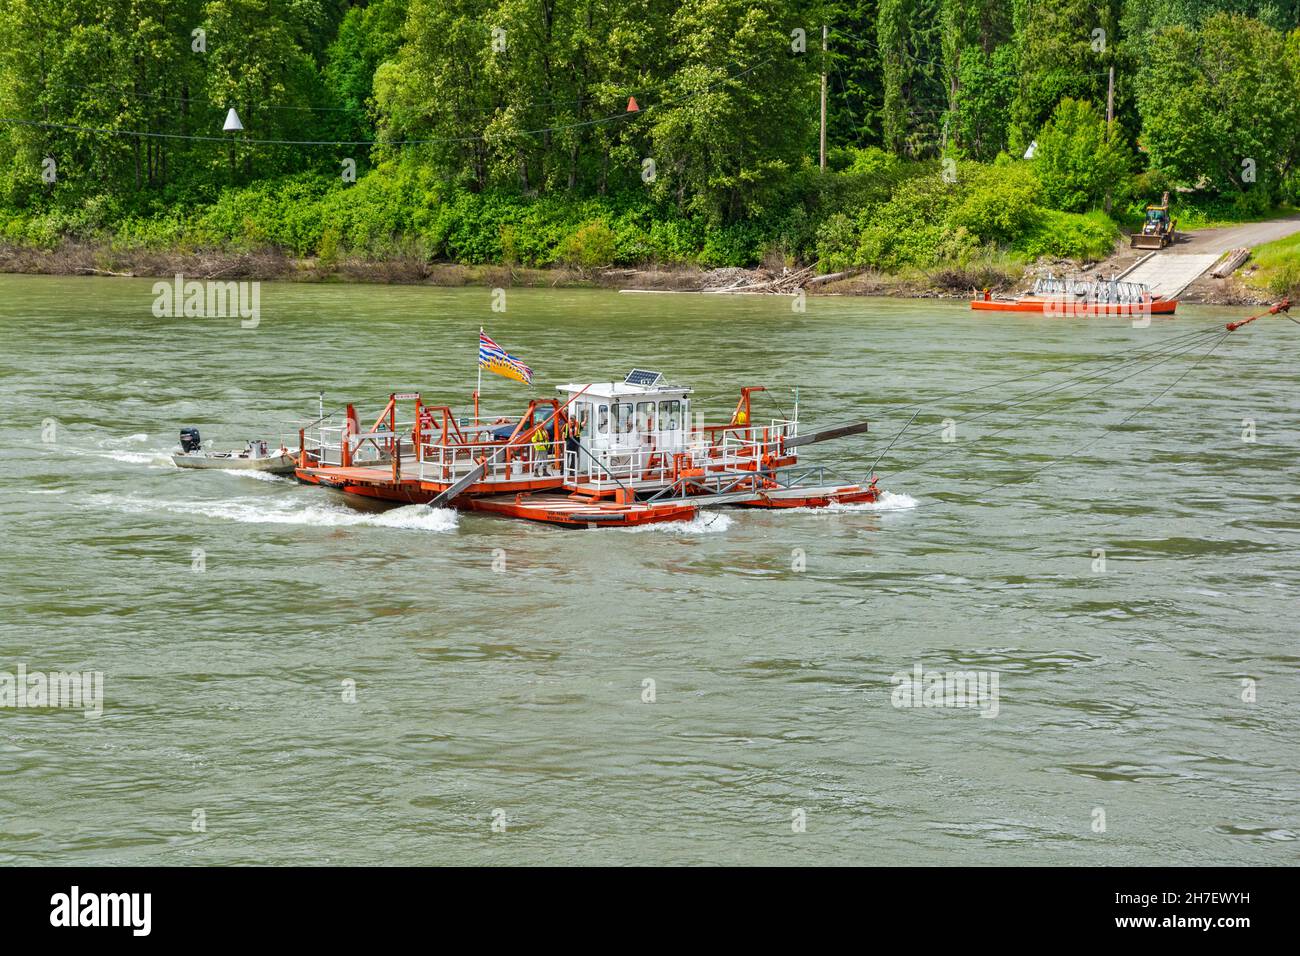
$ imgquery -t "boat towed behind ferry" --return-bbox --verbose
[171,428,297,474]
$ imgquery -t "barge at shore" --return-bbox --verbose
[972,275,1178,316]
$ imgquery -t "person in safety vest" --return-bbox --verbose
[531,423,550,475]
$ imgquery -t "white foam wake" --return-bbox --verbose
[57,442,174,467]
[777,489,919,515]
[828,490,918,512]
[105,449,173,465]
[617,510,733,534]
[218,469,289,483]
[100,433,150,445]
[91,494,459,532]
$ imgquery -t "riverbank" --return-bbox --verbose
[4,236,1285,306]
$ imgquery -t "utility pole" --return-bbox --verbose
[1106,66,1115,129]
[1105,66,1115,212]
[819,24,828,172]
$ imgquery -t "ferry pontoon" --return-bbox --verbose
[971,275,1177,316]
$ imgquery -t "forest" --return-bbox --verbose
[1,0,1297,279]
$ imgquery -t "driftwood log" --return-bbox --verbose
[1210,248,1250,279]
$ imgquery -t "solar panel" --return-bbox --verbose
[624,368,663,387]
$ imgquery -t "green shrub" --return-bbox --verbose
[1014,209,1119,261]
[317,226,341,268]
[556,221,617,271]
[1245,232,1300,297]
[846,169,960,269]
[1268,260,1299,297]
[815,212,858,273]
[0,152,1142,273]
[1033,99,1133,213]
[950,165,1042,244]
[699,222,765,268]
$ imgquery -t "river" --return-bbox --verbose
[1,274,1295,864]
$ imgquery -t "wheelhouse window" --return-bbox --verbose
[615,403,634,434]
[636,401,654,432]
[659,400,681,430]
[597,404,609,434]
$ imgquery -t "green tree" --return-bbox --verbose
[645,0,818,222]
[323,0,407,148]
[951,43,1016,159]
[203,0,332,183]
[1134,13,1298,193]
[941,0,1012,155]
[1033,98,1132,211]
[877,0,944,156]
[825,1,884,148]
[1122,0,1300,35]
[1010,0,1122,152]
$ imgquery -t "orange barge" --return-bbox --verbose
[971,275,1177,317]
[293,370,880,527]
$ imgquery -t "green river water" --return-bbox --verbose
[0,273,1296,865]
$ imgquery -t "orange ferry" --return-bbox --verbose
[293,370,879,527]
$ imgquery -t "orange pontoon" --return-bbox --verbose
[972,275,1177,317]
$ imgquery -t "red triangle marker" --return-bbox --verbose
[626,96,639,112]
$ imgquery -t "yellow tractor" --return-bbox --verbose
[1131,192,1177,249]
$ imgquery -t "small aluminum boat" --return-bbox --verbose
[172,428,297,474]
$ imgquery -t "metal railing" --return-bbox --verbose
[417,437,564,483]
[1032,274,1152,303]
[562,420,798,490]
[297,413,804,495]
[300,418,413,468]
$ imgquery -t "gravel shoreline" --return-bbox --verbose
[0,239,1276,305]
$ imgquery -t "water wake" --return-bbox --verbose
[91,494,459,533]
[99,433,151,446]
[218,469,289,483]
[828,490,918,512]
[56,440,174,467]
[103,449,173,466]
[617,510,733,534]
[779,490,919,515]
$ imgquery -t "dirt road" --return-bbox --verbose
[1173,213,1300,255]
[1116,213,1300,299]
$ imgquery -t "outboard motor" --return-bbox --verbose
[179,427,202,453]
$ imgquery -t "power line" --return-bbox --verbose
[4,55,778,149]
[46,75,687,120]
[884,327,1225,479]
[46,79,363,113]
[830,25,1111,81]
[968,329,1230,498]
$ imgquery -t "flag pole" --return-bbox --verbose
[475,327,483,426]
